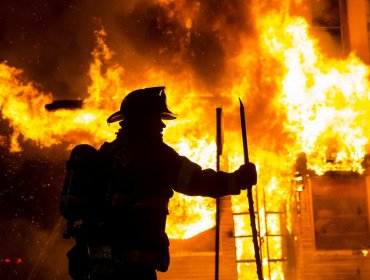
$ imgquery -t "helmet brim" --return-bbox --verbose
[107,111,177,123]
[161,111,177,120]
[107,111,125,123]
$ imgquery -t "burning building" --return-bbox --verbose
[1,0,370,279]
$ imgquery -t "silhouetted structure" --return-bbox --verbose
[45,100,83,111]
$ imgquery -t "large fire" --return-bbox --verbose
[258,13,370,175]
[1,1,370,279]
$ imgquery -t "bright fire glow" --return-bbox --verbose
[259,14,370,175]
[1,1,370,280]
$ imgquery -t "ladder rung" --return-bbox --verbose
[234,234,260,238]
[236,259,257,263]
[265,211,285,214]
[237,258,288,263]
[233,212,258,215]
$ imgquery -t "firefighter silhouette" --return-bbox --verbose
[60,86,257,280]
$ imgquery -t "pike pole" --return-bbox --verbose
[239,98,263,280]
[215,107,223,280]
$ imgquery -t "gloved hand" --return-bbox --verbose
[235,162,257,189]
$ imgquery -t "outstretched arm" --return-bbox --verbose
[173,156,257,198]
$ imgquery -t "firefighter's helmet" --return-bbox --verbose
[107,86,177,123]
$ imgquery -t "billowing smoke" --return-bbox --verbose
[0,0,255,99]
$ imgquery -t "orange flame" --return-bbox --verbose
[1,2,370,279]
[258,13,370,174]
[0,28,123,152]
[0,26,217,240]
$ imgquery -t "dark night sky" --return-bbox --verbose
[0,0,95,99]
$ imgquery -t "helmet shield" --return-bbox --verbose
[107,86,177,123]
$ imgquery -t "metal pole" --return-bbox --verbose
[215,107,222,280]
[239,98,263,280]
